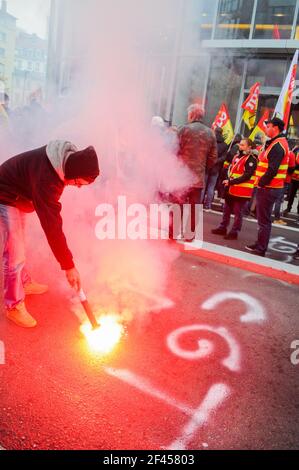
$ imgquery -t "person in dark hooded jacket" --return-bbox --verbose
[202,127,228,210]
[0,141,100,328]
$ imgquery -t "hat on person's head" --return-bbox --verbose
[64,146,100,182]
[265,116,285,132]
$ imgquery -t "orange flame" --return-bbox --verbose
[80,314,124,354]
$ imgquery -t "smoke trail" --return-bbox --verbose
[3,0,198,320]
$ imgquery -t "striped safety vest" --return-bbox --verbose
[292,152,299,181]
[228,153,256,198]
[255,137,289,189]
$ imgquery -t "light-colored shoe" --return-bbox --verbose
[273,219,287,225]
[24,281,48,296]
[6,302,37,328]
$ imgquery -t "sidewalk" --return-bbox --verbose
[178,239,299,286]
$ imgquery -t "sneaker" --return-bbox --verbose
[294,251,299,260]
[273,219,287,226]
[245,245,265,257]
[211,227,227,235]
[283,210,290,217]
[224,232,238,240]
[6,302,37,328]
[24,281,48,296]
[245,244,258,252]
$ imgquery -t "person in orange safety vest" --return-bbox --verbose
[211,138,258,240]
[245,117,289,257]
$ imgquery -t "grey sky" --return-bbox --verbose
[6,0,51,39]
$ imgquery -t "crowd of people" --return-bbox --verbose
[155,104,299,261]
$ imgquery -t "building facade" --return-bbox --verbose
[47,0,299,137]
[0,0,16,98]
[171,0,299,138]
[12,31,48,108]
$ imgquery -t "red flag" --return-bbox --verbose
[273,25,281,40]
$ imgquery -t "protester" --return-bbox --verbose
[178,104,217,240]
[245,117,289,257]
[202,127,228,210]
[0,141,100,328]
[283,145,299,218]
[211,138,258,240]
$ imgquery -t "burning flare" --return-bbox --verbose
[80,314,124,354]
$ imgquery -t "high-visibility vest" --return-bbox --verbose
[286,151,296,184]
[291,152,299,181]
[255,137,289,189]
[228,153,256,198]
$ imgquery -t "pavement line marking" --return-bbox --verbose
[177,240,299,285]
[209,208,299,233]
[105,367,195,416]
[167,325,241,372]
[167,384,231,450]
[201,292,266,323]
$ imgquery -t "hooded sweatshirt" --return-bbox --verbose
[0,142,99,271]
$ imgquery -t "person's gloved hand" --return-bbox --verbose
[66,268,81,292]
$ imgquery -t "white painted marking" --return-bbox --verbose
[268,236,297,254]
[167,325,241,372]
[105,367,194,415]
[167,383,231,450]
[0,341,5,365]
[201,291,266,323]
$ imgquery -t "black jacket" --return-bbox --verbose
[0,146,74,270]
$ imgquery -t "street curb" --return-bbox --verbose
[177,240,299,286]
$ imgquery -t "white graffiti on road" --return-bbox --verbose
[105,367,230,451]
[105,290,267,449]
[167,384,230,450]
[167,324,241,372]
[269,236,297,255]
[201,291,266,323]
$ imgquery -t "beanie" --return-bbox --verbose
[64,146,100,181]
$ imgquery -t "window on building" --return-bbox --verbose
[253,0,296,39]
[0,32,6,42]
[0,63,4,76]
[205,56,245,127]
[0,47,5,58]
[35,62,40,72]
[215,0,255,39]
[28,61,33,71]
[184,1,217,44]
[246,57,287,88]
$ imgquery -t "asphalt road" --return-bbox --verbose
[202,208,299,266]
[0,249,298,450]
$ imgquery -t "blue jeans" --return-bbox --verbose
[219,198,247,234]
[256,188,281,254]
[202,171,219,209]
[0,204,31,308]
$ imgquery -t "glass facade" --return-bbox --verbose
[205,56,245,125]
[246,58,286,88]
[253,0,296,39]
[215,0,255,39]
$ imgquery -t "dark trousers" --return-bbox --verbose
[169,187,202,239]
[185,187,202,236]
[256,188,281,253]
[219,197,247,234]
[287,180,299,213]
